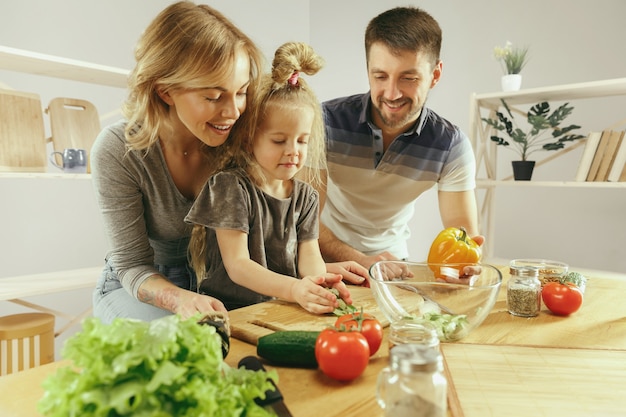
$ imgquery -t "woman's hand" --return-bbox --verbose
[174,291,228,320]
[138,275,228,320]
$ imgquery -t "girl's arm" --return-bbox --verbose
[296,239,326,277]
[215,228,340,314]
[298,239,353,305]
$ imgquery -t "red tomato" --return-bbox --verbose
[541,282,583,316]
[315,328,369,381]
[334,312,383,356]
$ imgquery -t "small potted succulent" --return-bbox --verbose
[482,99,585,180]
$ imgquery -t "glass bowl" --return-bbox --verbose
[368,261,502,342]
[509,259,568,287]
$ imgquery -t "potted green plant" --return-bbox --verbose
[494,41,529,91]
[482,99,585,180]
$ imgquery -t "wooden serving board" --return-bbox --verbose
[0,89,46,172]
[228,286,420,345]
[46,97,101,173]
[442,343,626,417]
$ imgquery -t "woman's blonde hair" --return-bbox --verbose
[123,1,264,155]
[189,41,327,287]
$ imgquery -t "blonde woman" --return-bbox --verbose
[91,1,262,322]
[186,43,354,314]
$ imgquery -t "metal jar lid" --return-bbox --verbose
[509,265,539,277]
[389,343,442,374]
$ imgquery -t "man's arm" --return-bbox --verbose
[438,189,483,245]
[305,167,398,268]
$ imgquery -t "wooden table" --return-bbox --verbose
[460,267,626,350]
[0,336,394,417]
[1,268,625,417]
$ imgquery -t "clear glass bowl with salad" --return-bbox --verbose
[369,260,502,342]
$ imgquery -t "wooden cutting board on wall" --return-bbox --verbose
[0,89,46,172]
[228,286,407,345]
[46,97,100,172]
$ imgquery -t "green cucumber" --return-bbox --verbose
[257,330,320,368]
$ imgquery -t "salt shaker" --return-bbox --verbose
[507,265,541,317]
[376,344,447,417]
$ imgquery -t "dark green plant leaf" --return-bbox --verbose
[547,102,575,127]
[511,128,527,143]
[529,101,550,117]
[557,134,586,142]
[552,125,582,138]
[490,135,509,146]
[543,143,565,151]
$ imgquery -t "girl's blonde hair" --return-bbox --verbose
[229,41,327,187]
[189,41,327,287]
[123,1,264,158]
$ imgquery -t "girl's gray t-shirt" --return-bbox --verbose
[185,168,319,310]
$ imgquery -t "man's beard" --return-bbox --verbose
[374,97,421,130]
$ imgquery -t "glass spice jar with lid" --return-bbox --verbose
[507,264,541,317]
[376,343,447,417]
[388,319,439,352]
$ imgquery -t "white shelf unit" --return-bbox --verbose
[0,46,128,336]
[468,78,626,258]
[0,45,128,88]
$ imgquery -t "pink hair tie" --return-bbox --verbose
[288,70,299,86]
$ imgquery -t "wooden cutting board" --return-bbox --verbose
[46,97,101,173]
[442,343,626,417]
[228,286,420,345]
[0,89,46,172]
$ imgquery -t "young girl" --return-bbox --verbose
[186,42,353,313]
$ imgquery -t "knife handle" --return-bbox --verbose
[197,314,230,358]
[238,356,283,405]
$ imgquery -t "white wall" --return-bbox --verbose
[1,0,625,353]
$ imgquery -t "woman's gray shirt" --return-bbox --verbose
[91,120,195,298]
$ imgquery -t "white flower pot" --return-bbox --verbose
[501,74,522,92]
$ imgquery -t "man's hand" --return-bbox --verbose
[326,261,369,286]
[358,251,400,271]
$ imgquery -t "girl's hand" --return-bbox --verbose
[291,275,346,314]
[321,273,353,306]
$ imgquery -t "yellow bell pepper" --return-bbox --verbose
[427,227,482,279]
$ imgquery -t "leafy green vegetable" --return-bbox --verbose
[561,271,587,288]
[328,288,358,316]
[409,312,469,341]
[38,315,277,417]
